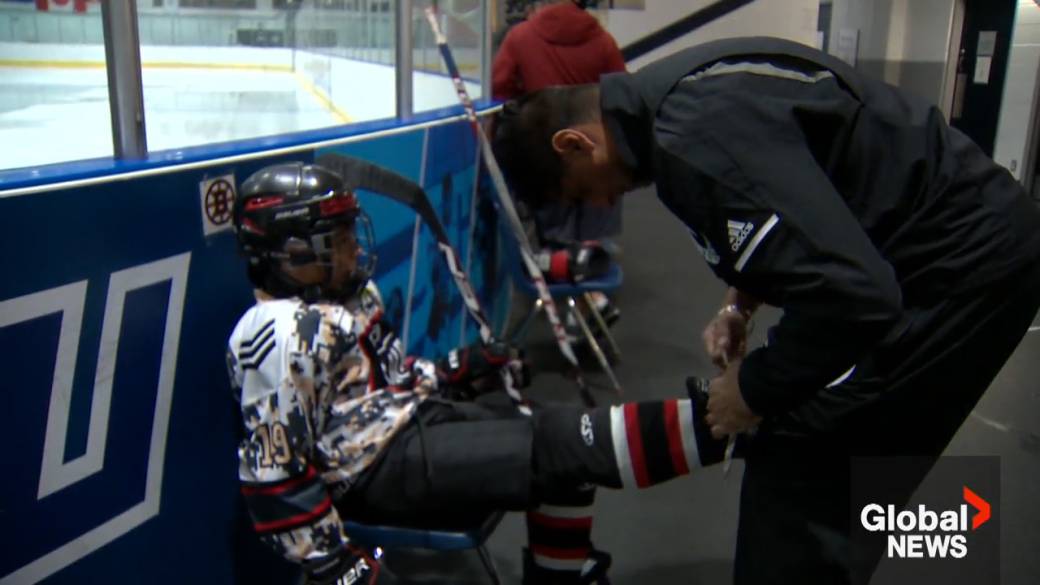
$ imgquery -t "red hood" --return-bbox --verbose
[530,2,601,46]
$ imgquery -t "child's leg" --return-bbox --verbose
[524,485,604,583]
[531,396,729,492]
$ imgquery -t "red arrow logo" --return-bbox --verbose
[963,486,990,530]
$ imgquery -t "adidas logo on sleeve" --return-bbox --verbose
[727,220,755,252]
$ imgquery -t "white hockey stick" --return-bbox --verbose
[424,7,604,403]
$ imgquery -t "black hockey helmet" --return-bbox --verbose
[233,162,376,300]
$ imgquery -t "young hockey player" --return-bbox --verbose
[227,161,729,585]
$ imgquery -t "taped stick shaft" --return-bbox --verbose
[316,152,530,413]
[424,8,596,399]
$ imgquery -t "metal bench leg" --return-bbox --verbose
[582,292,621,363]
[567,297,622,394]
[477,544,502,585]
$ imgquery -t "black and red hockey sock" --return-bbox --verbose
[608,399,727,488]
[531,398,728,493]
[523,398,728,579]
[525,486,596,576]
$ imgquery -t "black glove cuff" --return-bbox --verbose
[304,545,379,585]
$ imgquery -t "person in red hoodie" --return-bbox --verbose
[492,0,625,99]
[493,0,627,336]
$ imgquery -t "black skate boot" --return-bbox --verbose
[521,547,612,584]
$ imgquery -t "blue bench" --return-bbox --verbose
[343,511,506,584]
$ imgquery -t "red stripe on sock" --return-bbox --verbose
[663,400,690,476]
[528,511,594,530]
[530,544,592,560]
[623,403,650,488]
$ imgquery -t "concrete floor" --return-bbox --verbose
[385,187,1040,584]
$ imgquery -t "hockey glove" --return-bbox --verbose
[536,241,611,283]
[437,339,531,399]
[303,544,391,585]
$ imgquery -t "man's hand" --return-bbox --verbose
[704,360,762,439]
[702,307,750,370]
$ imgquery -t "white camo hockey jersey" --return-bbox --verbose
[226,281,436,564]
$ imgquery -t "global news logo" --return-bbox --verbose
[860,486,991,559]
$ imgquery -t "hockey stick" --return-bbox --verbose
[423,7,610,403]
[316,153,531,415]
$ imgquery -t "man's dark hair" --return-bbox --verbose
[491,84,600,207]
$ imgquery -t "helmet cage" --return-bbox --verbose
[273,208,377,278]
[236,178,378,300]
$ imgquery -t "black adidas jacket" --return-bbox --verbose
[600,37,1040,416]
